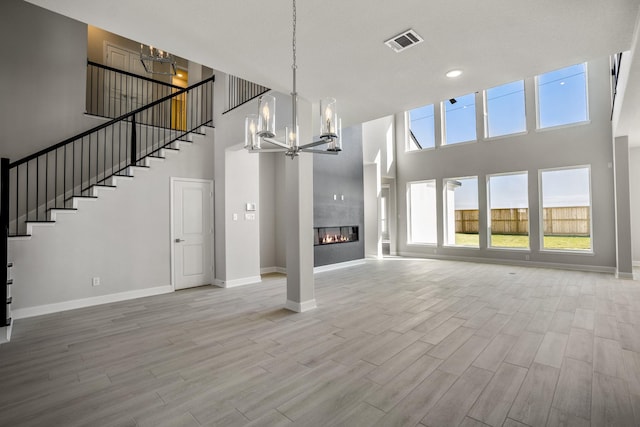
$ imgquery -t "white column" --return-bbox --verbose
[613,135,633,278]
[284,99,316,312]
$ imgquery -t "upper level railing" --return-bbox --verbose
[1,158,9,328]
[6,75,214,236]
[222,75,269,114]
[87,60,184,119]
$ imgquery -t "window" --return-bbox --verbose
[537,63,588,128]
[488,172,529,249]
[444,177,478,247]
[407,104,435,150]
[540,167,592,251]
[485,80,526,138]
[408,180,437,244]
[443,93,476,145]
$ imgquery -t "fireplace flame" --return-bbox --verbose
[321,234,351,244]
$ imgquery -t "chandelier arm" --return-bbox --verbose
[298,139,331,150]
[248,148,289,153]
[261,137,291,149]
[300,149,339,155]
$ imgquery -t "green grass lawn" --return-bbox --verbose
[454,233,591,250]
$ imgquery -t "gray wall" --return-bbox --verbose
[313,125,365,266]
[630,147,640,264]
[0,0,103,161]
[395,57,617,271]
[9,131,214,314]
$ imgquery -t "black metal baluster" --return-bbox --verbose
[131,115,137,167]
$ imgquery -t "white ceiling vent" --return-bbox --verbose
[384,29,423,53]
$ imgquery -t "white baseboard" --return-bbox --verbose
[260,267,287,275]
[400,251,616,275]
[314,259,366,274]
[633,261,640,267]
[214,275,262,288]
[616,271,634,280]
[0,323,13,344]
[12,285,173,319]
[285,299,317,313]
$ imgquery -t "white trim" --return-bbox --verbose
[399,251,616,274]
[260,266,287,275]
[0,323,13,344]
[12,285,173,319]
[214,276,262,288]
[285,299,317,313]
[616,271,634,280]
[633,261,640,267]
[314,259,366,273]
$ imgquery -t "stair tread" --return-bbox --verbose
[5,318,11,327]
[131,165,150,168]
[26,220,55,224]
[7,262,12,268]
[93,184,117,188]
[164,148,180,151]
[114,174,134,177]
[48,208,78,211]
[7,279,13,285]
[6,297,11,304]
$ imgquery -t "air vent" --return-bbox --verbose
[384,29,423,53]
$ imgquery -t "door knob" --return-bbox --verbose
[175,238,185,243]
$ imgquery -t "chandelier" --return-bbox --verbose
[244,0,342,158]
[139,44,177,76]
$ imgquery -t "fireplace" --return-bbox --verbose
[314,226,359,246]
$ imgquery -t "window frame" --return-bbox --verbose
[535,62,590,130]
[538,165,594,254]
[406,104,436,152]
[483,79,527,139]
[406,179,438,245]
[443,176,479,248]
[441,93,478,146]
[486,171,530,251]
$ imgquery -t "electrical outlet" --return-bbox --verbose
[92,277,101,286]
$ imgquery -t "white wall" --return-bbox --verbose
[8,131,214,315]
[394,57,618,272]
[0,0,104,161]
[259,154,276,270]
[630,147,640,264]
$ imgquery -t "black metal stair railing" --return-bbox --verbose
[86,60,185,119]
[6,75,214,236]
[1,158,9,327]
[222,75,269,114]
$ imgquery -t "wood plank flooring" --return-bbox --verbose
[1,259,639,426]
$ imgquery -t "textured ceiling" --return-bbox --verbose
[26,0,640,127]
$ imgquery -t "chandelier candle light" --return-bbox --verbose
[140,44,177,76]
[244,0,342,158]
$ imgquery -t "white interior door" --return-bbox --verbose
[172,179,213,290]
[105,44,150,115]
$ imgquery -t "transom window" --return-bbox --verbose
[537,63,588,129]
[407,104,435,150]
[443,93,476,145]
[485,80,526,138]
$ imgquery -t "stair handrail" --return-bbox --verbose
[87,60,184,90]
[10,75,215,169]
[7,74,214,236]
[1,158,8,327]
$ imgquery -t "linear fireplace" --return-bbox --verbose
[314,226,359,246]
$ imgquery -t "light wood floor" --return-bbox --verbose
[1,259,640,427]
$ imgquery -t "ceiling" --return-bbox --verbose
[25,0,640,127]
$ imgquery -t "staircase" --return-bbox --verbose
[0,63,215,340]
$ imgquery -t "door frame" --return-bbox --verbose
[170,177,215,291]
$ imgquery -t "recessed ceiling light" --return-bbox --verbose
[446,69,463,78]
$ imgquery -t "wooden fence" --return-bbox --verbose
[456,207,590,236]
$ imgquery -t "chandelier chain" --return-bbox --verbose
[292,0,297,70]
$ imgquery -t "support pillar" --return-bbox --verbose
[613,135,633,279]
